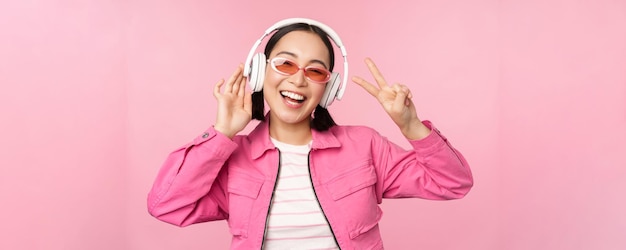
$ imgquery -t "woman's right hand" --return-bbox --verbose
[213,64,252,139]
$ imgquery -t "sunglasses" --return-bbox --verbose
[268,57,331,84]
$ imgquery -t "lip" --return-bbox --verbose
[282,97,304,108]
[280,89,306,98]
[279,89,307,109]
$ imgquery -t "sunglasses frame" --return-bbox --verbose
[268,57,331,84]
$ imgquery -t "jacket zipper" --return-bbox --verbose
[307,151,341,249]
[260,149,281,250]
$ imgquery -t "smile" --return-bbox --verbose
[280,90,305,103]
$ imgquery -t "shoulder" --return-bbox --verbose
[328,124,383,141]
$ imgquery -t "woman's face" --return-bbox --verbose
[263,30,331,126]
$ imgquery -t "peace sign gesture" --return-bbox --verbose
[352,58,431,140]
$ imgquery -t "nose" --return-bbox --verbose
[288,68,307,86]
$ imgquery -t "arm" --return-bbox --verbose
[147,127,237,226]
[353,58,473,200]
[147,64,252,226]
[373,121,473,200]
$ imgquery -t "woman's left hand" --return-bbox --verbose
[352,57,431,140]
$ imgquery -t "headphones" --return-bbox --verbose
[243,18,349,108]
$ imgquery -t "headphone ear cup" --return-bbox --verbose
[248,53,266,92]
[319,72,341,108]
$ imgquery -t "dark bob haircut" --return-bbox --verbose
[251,22,337,131]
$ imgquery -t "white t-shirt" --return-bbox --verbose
[264,138,339,249]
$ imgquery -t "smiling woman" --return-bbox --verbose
[260,29,334,138]
[247,19,345,133]
[146,18,473,250]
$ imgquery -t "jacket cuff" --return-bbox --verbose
[408,120,449,156]
[191,126,238,151]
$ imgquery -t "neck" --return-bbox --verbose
[268,114,312,145]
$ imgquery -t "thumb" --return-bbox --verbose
[392,85,409,110]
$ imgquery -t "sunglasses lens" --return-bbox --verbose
[272,58,298,74]
[304,67,330,82]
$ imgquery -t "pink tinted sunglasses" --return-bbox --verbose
[268,57,331,84]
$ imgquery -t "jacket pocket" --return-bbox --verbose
[324,159,377,200]
[323,160,382,240]
[227,170,264,238]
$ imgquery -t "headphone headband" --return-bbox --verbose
[243,18,348,100]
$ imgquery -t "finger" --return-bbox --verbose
[237,75,247,97]
[392,84,409,110]
[232,71,243,96]
[352,76,380,97]
[213,79,225,98]
[233,64,247,96]
[364,57,388,89]
[393,84,413,106]
[225,65,243,93]
[404,87,413,106]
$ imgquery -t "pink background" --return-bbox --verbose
[1,0,625,249]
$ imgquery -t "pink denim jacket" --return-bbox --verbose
[147,120,473,249]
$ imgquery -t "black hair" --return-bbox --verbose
[251,23,337,131]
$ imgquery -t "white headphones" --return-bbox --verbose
[243,18,349,108]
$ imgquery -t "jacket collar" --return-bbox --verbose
[248,114,341,159]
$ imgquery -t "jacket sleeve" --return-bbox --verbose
[147,127,238,227]
[375,120,473,200]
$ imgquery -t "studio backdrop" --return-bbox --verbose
[1,0,624,249]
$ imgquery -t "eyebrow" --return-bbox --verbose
[275,51,329,69]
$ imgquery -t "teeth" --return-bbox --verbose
[280,91,304,101]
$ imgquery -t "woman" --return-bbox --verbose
[147,18,473,250]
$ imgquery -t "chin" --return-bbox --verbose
[273,109,313,124]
